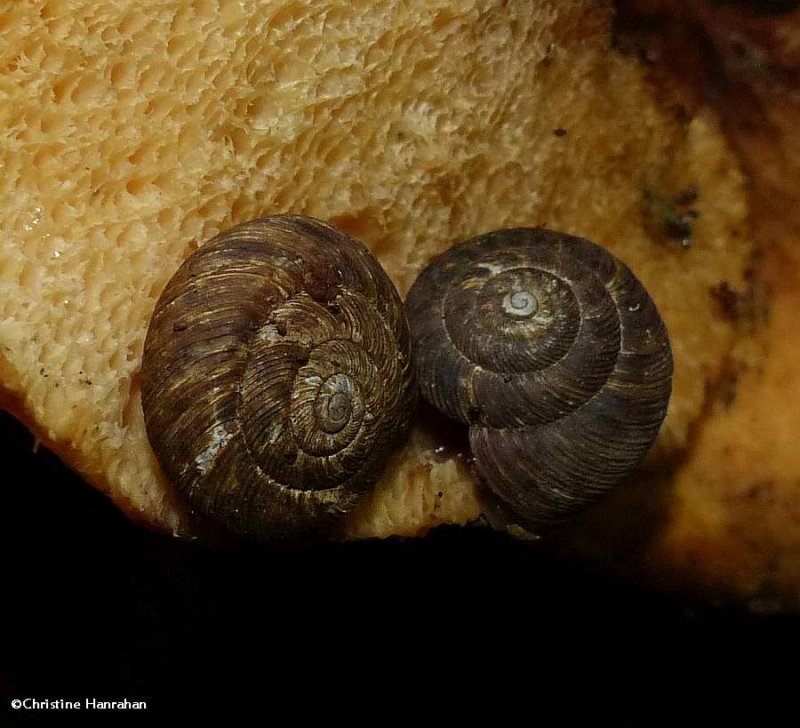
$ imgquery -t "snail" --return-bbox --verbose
[405,228,673,531]
[141,215,416,540]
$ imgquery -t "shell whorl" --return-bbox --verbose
[406,228,673,529]
[141,215,416,540]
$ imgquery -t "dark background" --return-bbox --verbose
[4,1,800,720]
[1,409,797,722]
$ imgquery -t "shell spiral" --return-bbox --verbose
[405,228,673,529]
[141,215,416,540]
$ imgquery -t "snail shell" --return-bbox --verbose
[405,228,673,530]
[141,215,416,540]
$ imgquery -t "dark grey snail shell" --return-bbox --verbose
[405,228,673,530]
[141,215,416,540]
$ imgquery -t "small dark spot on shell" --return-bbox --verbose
[172,321,188,333]
[553,127,568,137]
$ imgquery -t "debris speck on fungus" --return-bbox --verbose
[643,185,701,249]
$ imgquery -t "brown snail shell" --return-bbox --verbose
[405,228,673,530]
[141,215,416,540]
